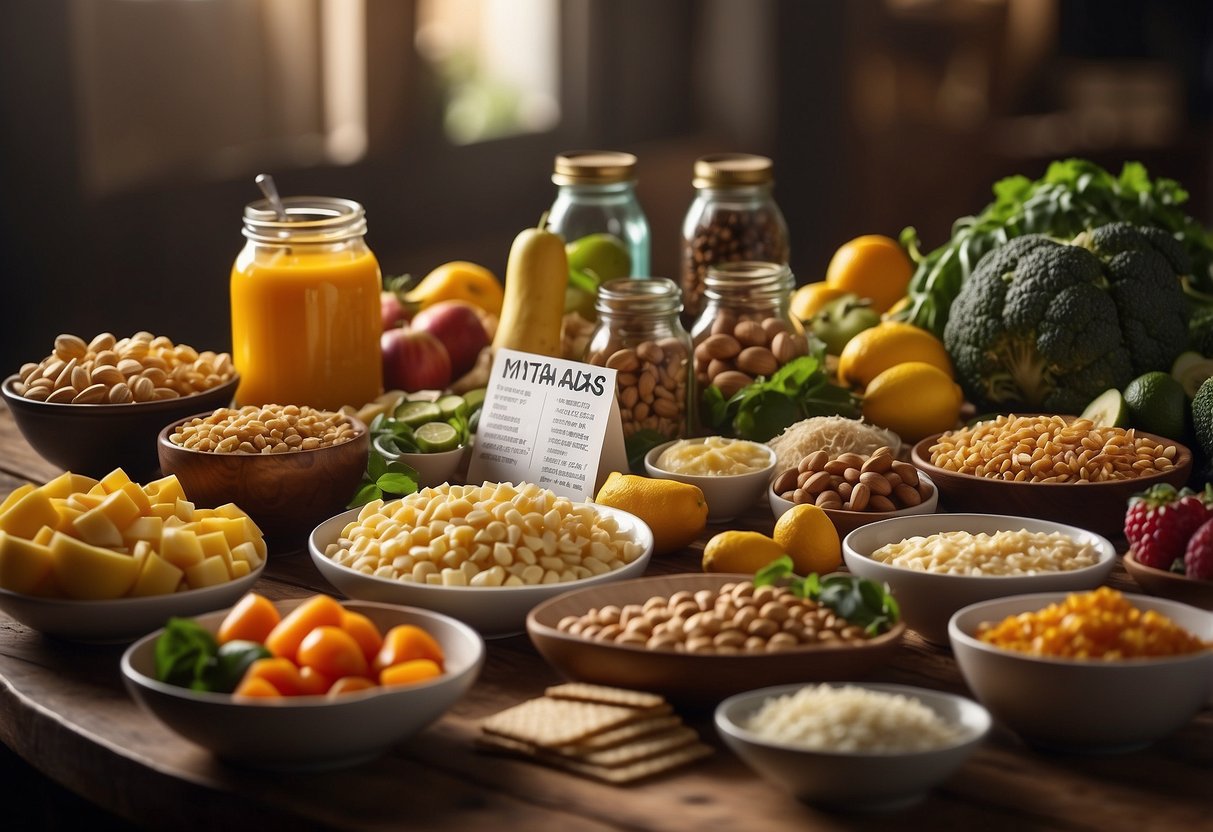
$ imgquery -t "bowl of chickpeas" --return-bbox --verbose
[843,513,1116,644]
[644,437,776,522]
[158,405,368,548]
[949,589,1213,751]
[2,332,241,479]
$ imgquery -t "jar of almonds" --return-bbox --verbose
[680,154,789,320]
[584,278,693,440]
[691,262,807,414]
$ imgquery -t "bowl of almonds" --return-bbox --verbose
[768,446,938,536]
[2,331,239,478]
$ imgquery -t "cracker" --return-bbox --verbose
[545,683,667,710]
[556,715,681,752]
[554,743,714,784]
[573,727,698,767]
[480,697,645,747]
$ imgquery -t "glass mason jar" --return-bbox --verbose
[548,150,651,280]
[691,262,808,420]
[584,278,693,441]
[680,153,790,321]
[230,196,383,410]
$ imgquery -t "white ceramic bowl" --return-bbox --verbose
[715,682,990,811]
[949,592,1213,751]
[644,438,775,522]
[309,504,654,637]
[0,561,265,643]
[373,434,471,488]
[843,514,1116,645]
[121,598,484,770]
[769,470,939,536]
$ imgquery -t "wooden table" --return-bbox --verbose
[1,403,1210,831]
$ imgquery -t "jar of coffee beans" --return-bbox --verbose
[680,154,789,320]
[690,262,808,420]
[584,278,693,440]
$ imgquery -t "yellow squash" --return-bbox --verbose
[492,219,568,358]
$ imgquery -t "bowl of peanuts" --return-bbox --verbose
[309,482,654,637]
[949,589,1213,751]
[526,573,905,704]
[768,446,938,536]
[844,514,1117,645]
[644,436,776,522]
[158,405,368,547]
[2,332,240,478]
[911,415,1192,538]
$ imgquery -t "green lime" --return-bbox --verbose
[1080,389,1130,428]
[1123,371,1187,439]
[395,400,441,427]
[566,233,631,283]
[1171,351,1213,398]
[437,395,468,420]
[414,421,461,453]
[462,387,486,414]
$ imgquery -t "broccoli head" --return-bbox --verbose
[943,222,1190,413]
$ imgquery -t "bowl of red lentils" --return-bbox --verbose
[157,404,368,548]
[948,588,1213,751]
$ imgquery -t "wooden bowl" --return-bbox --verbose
[157,414,369,549]
[1123,551,1213,611]
[527,573,905,706]
[910,433,1192,538]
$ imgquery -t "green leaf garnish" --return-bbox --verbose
[753,556,899,635]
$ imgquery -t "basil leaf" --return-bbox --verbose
[753,555,795,588]
[154,618,218,688]
[376,472,417,496]
[347,482,383,508]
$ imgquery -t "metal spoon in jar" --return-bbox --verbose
[255,173,289,222]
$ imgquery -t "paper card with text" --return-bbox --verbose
[467,348,628,501]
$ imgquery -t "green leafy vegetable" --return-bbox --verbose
[625,429,668,474]
[201,639,272,693]
[754,556,900,635]
[154,618,218,690]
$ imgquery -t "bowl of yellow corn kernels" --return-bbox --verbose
[948,589,1213,752]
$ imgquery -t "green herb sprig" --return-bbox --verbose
[753,556,900,636]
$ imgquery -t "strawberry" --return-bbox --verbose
[1124,484,1211,571]
[1185,518,1213,580]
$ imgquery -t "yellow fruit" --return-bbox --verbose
[825,235,913,314]
[790,282,847,323]
[405,261,504,316]
[861,361,963,442]
[837,321,952,389]
[702,530,786,574]
[594,472,708,555]
[772,504,841,576]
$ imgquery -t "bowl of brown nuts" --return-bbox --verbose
[768,446,938,537]
[157,404,368,548]
[2,332,240,479]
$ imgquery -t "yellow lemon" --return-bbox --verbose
[861,361,963,442]
[702,530,786,574]
[405,261,504,316]
[772,504,841,576]
[790,282,847,324]
[837,321,952,389]
[825,235,913,314]
[595,472,708,555]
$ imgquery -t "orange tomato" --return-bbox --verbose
[379,659,443,687]
[373,624,445,673]
[341,610,384,664]
[217,592,281,645]
[242,657,326,697]
[233,676,282,698]
[327,676,378,698]
[264,595,345,661]
[297,625,369,680]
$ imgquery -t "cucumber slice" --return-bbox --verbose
[414,421,461,453]
[394,401,442,427]
[1171,350,1213,398]
[437,394,468,420]
[462,387,487,414]
[1081,388,1130,428]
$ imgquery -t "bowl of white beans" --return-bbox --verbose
[644,437,776,522]
[309,482,654,637]
[842,513,1116,644]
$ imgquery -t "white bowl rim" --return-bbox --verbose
[309,503,654,596]
[770,469,938,517]
[644,437,776,481]
[947,590,1213,669]
[372,434,470,461]
[842,512,1116,583]
[0,559,266,608]
[715,681,991,758]
[1,373,240,411]
[121,598,485,708]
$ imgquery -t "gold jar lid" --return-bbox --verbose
[553,150,638,185]
[692,154,774,188]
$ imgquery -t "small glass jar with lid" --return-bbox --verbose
[548,150,651,281]
[680,153,790,320]
[584,278,693,441]
[690,262,808,417]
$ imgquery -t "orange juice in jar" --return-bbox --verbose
[230,196,383,410]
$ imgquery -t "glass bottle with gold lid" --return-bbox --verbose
[548,150,651,281]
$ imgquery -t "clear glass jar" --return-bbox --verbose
[584,278,692,441]
[548,150,651,279]
[230,196,382,410]
[691,262,808,418]
[680,153,790,320]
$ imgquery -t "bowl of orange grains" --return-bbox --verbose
[948,588,1213,752]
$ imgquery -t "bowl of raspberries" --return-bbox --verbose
[1123,484,1213,611]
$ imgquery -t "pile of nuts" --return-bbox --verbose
[13,332,234,404]
[693,310,808,398]
[586,338,689,439]
[555,580,874,654]
[170,404,359,453]
[772,446,931,512]
[682,208,789,318]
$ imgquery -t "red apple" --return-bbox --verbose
[410,300,490,378]
[381,291,411,331]
[381,328,452,392]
